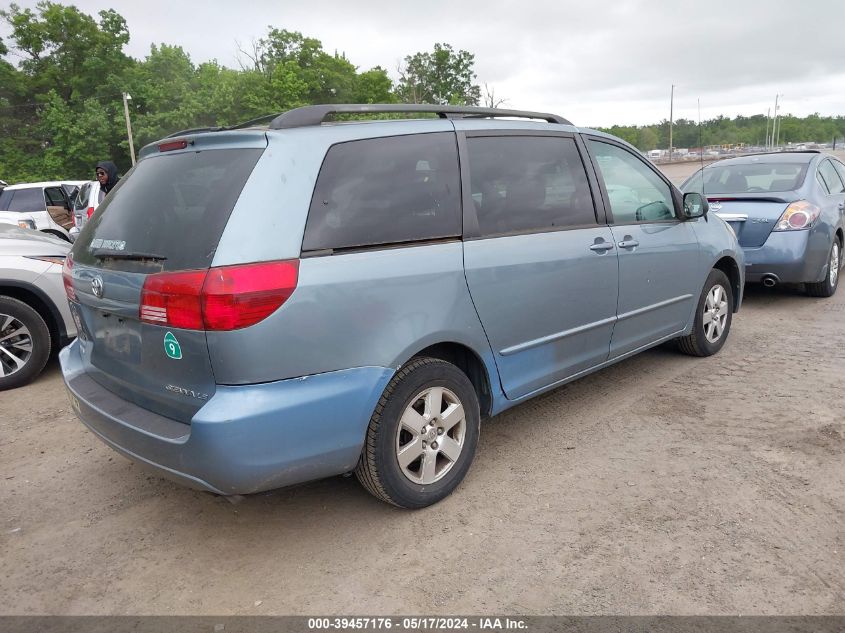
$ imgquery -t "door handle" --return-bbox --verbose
[617,239,640,249]
[590,241,614,252]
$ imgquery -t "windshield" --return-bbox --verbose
[73,148,263,272]
[684,162,808,194]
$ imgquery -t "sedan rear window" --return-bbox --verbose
[73,149,263,272]
[685,163,808,194]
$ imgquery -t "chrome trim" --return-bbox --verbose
[616,294,693,322]
[714,213,748,222]
[499,315,617,356]
[499,294,693,356]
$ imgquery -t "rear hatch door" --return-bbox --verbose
[68,135,266,423]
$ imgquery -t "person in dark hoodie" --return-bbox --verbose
[95,161,120,203]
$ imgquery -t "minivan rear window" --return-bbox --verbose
[74,149,263,272]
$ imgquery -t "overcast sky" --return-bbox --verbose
[3,0,844,127]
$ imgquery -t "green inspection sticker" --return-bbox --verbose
[163,331,182,360]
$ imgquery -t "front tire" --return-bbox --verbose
[355,357,480,509]
[677,269,733,357]
[0,296,52,390]
[806,239,840,298]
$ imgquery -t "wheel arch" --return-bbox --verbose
[0,282,66,352]
[712,255,742,313]
[407,341,495,420]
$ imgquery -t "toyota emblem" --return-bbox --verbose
[91,276,104,299]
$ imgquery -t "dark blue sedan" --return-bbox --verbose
[682,151,845,296]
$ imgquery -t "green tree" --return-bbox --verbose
[396,43,481,105]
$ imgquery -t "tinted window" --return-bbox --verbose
[73,183,92,211]
[74,149,263,272]
[303,133,460,251]
[467,136,596,237]
[589,141,675,223]
[817,160,845,194]
[45,187,66,207]
[685,163,808,194]
[834,160,845,188]
[0,188,46,212]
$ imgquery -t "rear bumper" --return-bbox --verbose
[60,340,393,495]
[742,230,828,284]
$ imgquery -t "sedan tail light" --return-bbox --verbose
[773,200,820,231]
[140,260,299,331]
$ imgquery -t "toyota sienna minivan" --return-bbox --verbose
[61,104,743,508]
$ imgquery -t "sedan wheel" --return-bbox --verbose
[806,239,841,298]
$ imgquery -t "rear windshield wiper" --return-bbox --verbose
[92,249,168,261]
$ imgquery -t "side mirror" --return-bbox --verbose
[682,192,709,219]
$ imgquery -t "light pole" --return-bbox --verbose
[772,94,782,150]
[669,84,675,161]
[765,107,771,148]
[122,92,136,166]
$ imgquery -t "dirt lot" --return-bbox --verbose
[2,159,844,616]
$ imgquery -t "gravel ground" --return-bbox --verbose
[1,159,843,616]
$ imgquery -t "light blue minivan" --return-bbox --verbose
[60,105,743,508]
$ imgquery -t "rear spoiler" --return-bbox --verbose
[706,194,794,204]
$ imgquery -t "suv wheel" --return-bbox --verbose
[677,269,733,357]
[806,239,840,298]
[0,296,52,390]
[355,357,480,509]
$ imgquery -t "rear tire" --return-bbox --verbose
[0,296,52,390]
[355,357,480,509]
[805,239,840,298]
[677,269,733,357]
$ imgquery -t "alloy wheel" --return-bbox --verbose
[830,242,840,288]
[702,284,728,344]
[395,387,466,485]
[0,313,33,378]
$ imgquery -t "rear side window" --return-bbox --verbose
[303,132,461,252]
[45,187,66,207]
[467,136,596,237]
[817,160,845,195]
[73,183,92,211]
[74,149,263,272]
[0,188,46,212]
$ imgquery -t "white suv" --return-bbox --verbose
[0,181,80,242]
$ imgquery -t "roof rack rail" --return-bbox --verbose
[269,104,572,129]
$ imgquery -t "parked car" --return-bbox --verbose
[0,181,77,242]
[61,104,743,508]
[681,151,845,296]
[62,180,88,208]
[68,180,100,239]
[0,225,77,390]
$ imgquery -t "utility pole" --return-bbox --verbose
[669,84,674,161]
[765,107,771,148]
[772,94,782,150]
[122,92,136,166]
[775,95,783,147]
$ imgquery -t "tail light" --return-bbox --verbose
[773,200,820,231]
[62,253,76,301]
[140,260,299,331]
[87,207,95,219]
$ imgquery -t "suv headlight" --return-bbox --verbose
[772,200,820,231]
